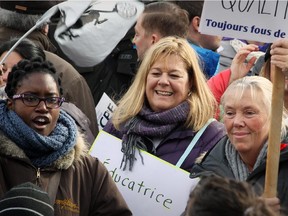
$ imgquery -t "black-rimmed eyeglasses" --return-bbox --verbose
[12,93,65,109]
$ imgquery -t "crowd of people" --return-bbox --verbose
[0,0,287,215]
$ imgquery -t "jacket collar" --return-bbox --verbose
[0,129,88,170]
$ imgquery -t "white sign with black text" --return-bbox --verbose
[90,131,199,216]
[200,1,288,43]
[95,93,117,130]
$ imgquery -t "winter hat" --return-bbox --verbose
[0,1,60,15]
[0,182,54,216]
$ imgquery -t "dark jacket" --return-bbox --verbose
[190,136,288,212]
[104,120,226,172]
[0,27,99,137]
[61,102,94,146]
[0,130,132,216]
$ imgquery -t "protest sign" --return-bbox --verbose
[200,0,288,43]
[90,131,199,216]
[95,93,117,130]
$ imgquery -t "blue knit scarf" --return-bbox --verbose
[0,100,77,168]
[121,101,190,170]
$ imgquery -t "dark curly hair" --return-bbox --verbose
[5,57,63,98]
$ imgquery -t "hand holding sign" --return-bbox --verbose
[270,39,288,76]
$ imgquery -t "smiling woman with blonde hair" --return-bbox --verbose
[104,36,226,172]
[191,76,288,214]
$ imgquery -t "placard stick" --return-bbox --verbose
[264,65,285,198]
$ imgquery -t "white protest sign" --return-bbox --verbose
[95,93,117,130]
[89,131,199,216]
[200,1,288,43]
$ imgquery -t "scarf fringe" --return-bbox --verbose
[119,101,190,171]
[120,134,146,171]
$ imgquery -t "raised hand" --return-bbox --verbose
[229,44,259,84]
[270,38,288,76]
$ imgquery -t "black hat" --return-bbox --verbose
[0,1,60,15]
[0,182,54,216]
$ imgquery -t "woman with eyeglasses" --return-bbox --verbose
[0,38,95,144]
[0,57,132,216]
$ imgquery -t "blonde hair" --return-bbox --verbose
[221,76,288,140]
[111,36,216,131]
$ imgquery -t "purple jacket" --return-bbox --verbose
[103,120,226,172]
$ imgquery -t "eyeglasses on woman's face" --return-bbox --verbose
[12,93,65,109]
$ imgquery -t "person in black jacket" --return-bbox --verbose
[48,1,189,107]
[190,76,288,215]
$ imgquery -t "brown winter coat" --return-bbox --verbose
[0,130,132,216]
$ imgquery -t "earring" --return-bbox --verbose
[188,91,192,97]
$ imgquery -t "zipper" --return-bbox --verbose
[36,168,41,186]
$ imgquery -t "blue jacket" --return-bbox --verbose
[103,120,226,172]
[190,136,288,212]
[190,43,220,78]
